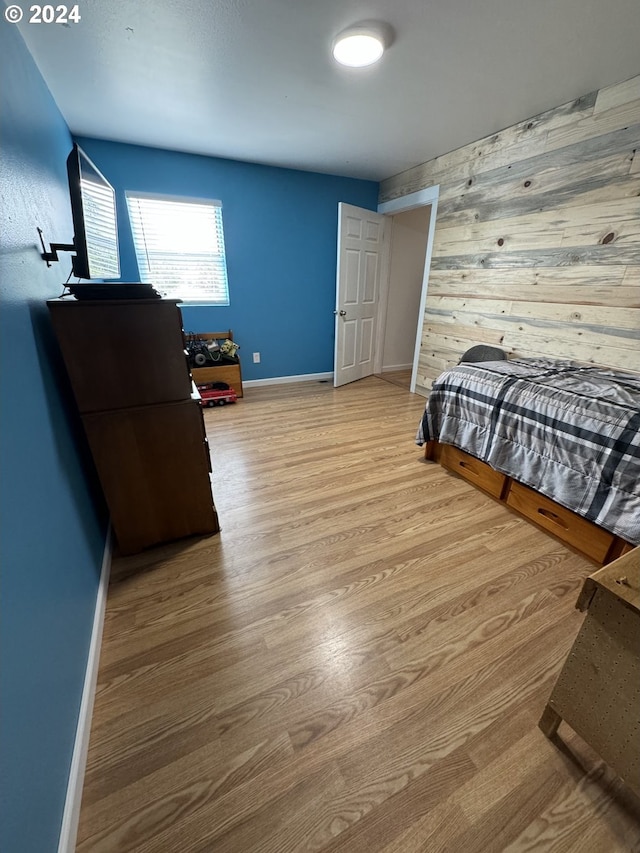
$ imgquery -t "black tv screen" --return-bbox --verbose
[67,144,120,280]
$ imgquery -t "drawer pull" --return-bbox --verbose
[537,507,569,530]
[459,460,476,473]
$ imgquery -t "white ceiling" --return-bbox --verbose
[15,0,640,181]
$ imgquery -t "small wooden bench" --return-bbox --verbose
[188,330,243,397]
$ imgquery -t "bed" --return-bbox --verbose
[416,357,640,558]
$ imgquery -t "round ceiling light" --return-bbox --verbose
[332,23,390,67]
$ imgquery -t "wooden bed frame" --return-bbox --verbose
[424,440,635,565]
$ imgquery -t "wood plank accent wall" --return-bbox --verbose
[379,76,640,393]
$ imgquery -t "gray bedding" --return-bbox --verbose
[416,358,640,544]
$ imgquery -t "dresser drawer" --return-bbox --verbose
[439,444,507,499]
[506,481,615,563]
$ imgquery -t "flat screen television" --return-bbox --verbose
[67,143,121,280]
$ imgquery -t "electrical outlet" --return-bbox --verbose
[253,352,260,363]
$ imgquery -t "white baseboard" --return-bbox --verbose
[381,363,412,372]
[58,526,112,853]
[243,371,333,388]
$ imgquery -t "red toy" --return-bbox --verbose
[197,385,238,407]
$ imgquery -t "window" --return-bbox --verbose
[125,193,230,304]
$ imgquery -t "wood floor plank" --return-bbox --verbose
[292,746,477,853]
[376,799,472,853]
[78,733,293,851]
[76,377,640,852]
[501,761,633,852]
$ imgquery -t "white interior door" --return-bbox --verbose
[334,203,389,387]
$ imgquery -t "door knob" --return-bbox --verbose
[334,309,347,316]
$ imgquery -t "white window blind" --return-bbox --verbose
[125,193,230,304]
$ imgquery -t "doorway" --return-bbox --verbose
[377,186,439,394]
[375,205,432,390]
[333,186,439,392]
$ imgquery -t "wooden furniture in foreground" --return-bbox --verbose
[539,547,640,797]
[48,298,219,554]
[189,330,243,397]
[425,441,635,564]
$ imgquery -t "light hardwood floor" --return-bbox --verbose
[375,369,412,390]
[77,377,640,852]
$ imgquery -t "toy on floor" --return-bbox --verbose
[197,382,238,407]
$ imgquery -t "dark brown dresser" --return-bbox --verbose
[47,298,219,554]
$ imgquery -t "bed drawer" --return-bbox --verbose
[507,481,615,563]
[439,444,507,499]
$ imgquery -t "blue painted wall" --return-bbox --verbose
[76,138,379,381]
[0,25,108,853]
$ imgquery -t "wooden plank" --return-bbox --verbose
[451,316,637,354]
[417,354,455,380]
[426,304,640,348]
[426,295,513,317]
[418,340,464,365]
[430,244,640,270]
[437,147,635,206]
[436,153,638,228]
[427,265,627,291]
[623,265,640,287]
[422,322,506,348]
[432,198,640,258]
[432,228,639,265]
[437,175,640,230]
[432,226,564,258]
[425,327,639,373]
[545,98,640,155]
[414,382,431,397]
[426,295,640,331]
[508,300,640,332]
[501,333,640,372]
[430,283,639,309]
[594,75,640,115]
[417,354,450,373]
[424,309,639,362]
[426,267,638,307]
[561,216,640,248]
[380,136,548,203]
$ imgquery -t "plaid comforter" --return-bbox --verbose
[416,358,640,544]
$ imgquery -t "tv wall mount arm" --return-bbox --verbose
[38,227,75,267]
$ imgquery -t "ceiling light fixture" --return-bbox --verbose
[332,22,392,68]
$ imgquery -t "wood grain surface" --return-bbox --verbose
[76,378,640,851]
[380,75,640,390]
